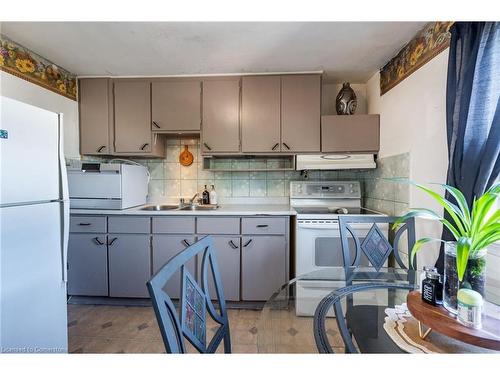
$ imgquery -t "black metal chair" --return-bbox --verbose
[335,215,417,353]
[147,235,231,353]
[314,283,416,353]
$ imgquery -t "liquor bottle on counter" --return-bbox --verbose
[209,185,218,205]
[202,185,210,205]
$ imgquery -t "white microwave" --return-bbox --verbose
[68,163,149,209]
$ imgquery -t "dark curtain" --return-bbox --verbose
[436,22,500,272]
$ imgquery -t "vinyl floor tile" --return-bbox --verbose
[67,304,341,354]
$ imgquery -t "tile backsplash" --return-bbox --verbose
[359,152,410,216]
[75,137,409,211]
[146,138,314,202]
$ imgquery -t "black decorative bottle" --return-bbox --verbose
[422,271,443,306]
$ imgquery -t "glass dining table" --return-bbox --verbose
[256,266,500,354]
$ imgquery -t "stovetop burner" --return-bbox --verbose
[293,207,379,215]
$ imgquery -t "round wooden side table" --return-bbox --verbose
[407,291,500,351]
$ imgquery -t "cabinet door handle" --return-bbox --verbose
[78,223,91,226]
[108,237,118,246]
[228,240,238,249]
[93,237,104,246]
[97,146,106,153]
[140,143,149,150]
[282,142,291,150]
[182,239,191,247]
[152,121,161,129]
[256,224,269,228]
[203,142,212,151]
[243,239,253,248]
[271,143,279,150]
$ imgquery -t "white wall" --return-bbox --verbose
[366,50,450,267]
[0,71,79,158]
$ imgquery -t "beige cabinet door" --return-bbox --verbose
[281,75,321,152]
[151,80,201,132]
[241,236,286,301]
[201,79,240,153]
[114,80,152,153]
[241,76,281,153]
[321,114,380,152]
[78,78,112,155]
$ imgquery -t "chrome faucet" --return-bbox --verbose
[189,193,200,205]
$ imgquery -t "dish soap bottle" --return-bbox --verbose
[209,185,218,205]
[202,185,210,205]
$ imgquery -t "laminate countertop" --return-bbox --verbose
[70,204,297,217]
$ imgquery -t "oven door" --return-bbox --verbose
[296,219,375,276]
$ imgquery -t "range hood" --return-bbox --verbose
[295,154,376,170]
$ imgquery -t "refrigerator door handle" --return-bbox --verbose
[61,200,69,283]
[58,113,69,283]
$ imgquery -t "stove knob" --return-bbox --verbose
[336,208,348,214]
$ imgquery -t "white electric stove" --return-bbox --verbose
[290,180,386,316]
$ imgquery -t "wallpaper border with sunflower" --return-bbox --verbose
[0,35,77,101]
[380,22,454,95]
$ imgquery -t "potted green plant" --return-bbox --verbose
[393,182,500,314]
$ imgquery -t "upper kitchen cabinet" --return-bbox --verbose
[113,80,164,157]
[281,75,321,152]
[241,76,281,153]
[201,78,240,153]
[78,78,113,155]
[151,80,202,133]
[321,114,380,153]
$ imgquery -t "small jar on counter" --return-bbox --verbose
[421,270,443,306]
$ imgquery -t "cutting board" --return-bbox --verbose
[179,145,194,166]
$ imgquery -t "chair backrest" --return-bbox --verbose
[147,235,231,353]
[338,215,416,270]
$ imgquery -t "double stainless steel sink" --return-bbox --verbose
[139,204,179,211]
[139,204,219,212]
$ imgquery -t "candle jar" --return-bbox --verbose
[457,289,483,328]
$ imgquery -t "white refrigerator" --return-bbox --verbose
[0,96,69,353]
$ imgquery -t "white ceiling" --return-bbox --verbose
[0,22,426,82]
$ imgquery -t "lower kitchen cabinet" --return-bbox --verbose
[68,214,289,302]
[152,235,196,299]
[241,236,286,301]
[204,236,241,301]
[108,234,151,298]
[67,233,109,296]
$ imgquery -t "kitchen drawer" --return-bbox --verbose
[108,216,150,233]
[70,215,107,233]
[197,217,240,235]
[152,217,195,234]
[242,217,286,235]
